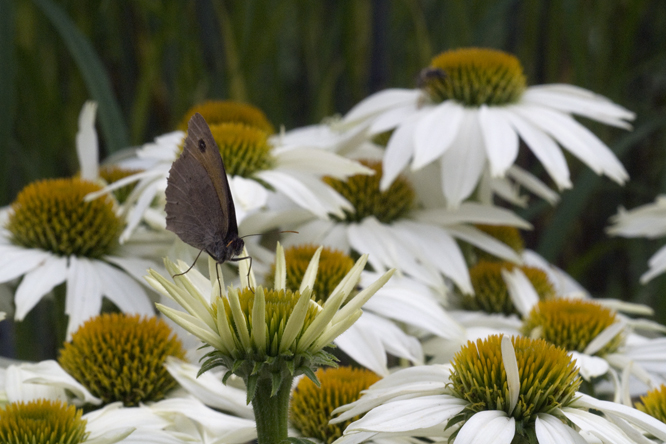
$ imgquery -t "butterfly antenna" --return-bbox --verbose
[172,248,205,278]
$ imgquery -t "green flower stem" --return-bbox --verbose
[252,375,294,444]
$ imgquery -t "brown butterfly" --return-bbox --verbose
[165,113,247,270]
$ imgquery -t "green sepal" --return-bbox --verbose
[197,359,224,376]
[222,370,233,384]
[286,359,295,375]
[231,359,245,373]
[270,372,282,397]
[299,365,320,387]
[246,374,259,404]
[252,361,263,375]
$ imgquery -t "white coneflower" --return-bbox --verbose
[335,47,634,208]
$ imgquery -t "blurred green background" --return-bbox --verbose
[2,0,666,321]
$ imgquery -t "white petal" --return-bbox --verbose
[369,102,419,134]
[562,406,636,444]
[391,221,470,293]
[76,101,99,181]
[455,411,515,444]
[501,337,519,415]
[120,180,160,243]
[535,413,587,444]
[363,273,464,339]
[94,260,153,315]
[446,225,523,264]
[257,170,329,218]
[479,106,519,177]
[14,255,67,320]
[517,105,628,184]
[345,394,466,433]
[7,360,100,404]
[380,113,422,191]
[104,256,156,287]
[66,256,103,336]
[164,358,253,418]
[412,102,464,169]
[274,147,373,177]
[641,244,666,283]
[584,322,625,355]
[504,108,572,189]
[343,89,421,125]
[506,165,560,205]
[414,202,531,229]
[572,392,666,442]
[607,196,666,238]
[522,84,635,129]
[0,245,51,283]
[439,110,487,208]
[502,268,539,317]
[335,318,389,376]
[569,352,609,380]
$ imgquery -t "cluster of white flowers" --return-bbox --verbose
[1,46,666,444]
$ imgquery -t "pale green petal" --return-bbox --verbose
[279,288,314,353]
[148,269,216,331]
[215,297,237,354]
[228,287,252,350]
[156,303,226,350]
[274,242,286,290]
[331,269,395,325]
[252,287,267,354]
[325,254,368,305]
[299,246,323,294]
[313,309,363,350]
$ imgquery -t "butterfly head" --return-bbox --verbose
[208,236,245,264]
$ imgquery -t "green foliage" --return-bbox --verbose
[4,0,666,321]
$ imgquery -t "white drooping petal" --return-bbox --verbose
[369,102,419,135]
[342,89,421,125]
[573,392,666,442]
[0,245,52,283]
[413,202,531,229]
[641,244,666,283]
[535,413,587,444]
[94,260,153,315]
[479,106,519,177]
[66,256,103,337]
[164,358,253,419]
[274,147,373,177]
[522,84,635,129]
[391,221,470,293]
[412,101,465,169]
[505,165,560,205]
[439,110,487,208]
[14,255,67,320]
[120,180,160,243]
[569,351,610,380]
[502,268,539,317]
[228,175,269,223]
[607,196,666,238]
[504,108,572,190]
[362,272,464,339]
[517,105,628,184]
[344,394,466,433]
[455,411,515,444]
[104,255,156,288]
[76,101,99,181]
[335,316,389,376]
[150,397,258,442]
[584,322,625,355]
[380,111,425,191]
[5,360,101,405]
[257,170,331,219]
[446,225,522,264]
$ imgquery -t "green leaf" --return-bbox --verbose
[32,0,129,153]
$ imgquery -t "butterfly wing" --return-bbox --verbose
[165,113,239,251]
